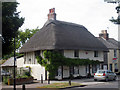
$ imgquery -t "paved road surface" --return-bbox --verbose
[1,76,120,89]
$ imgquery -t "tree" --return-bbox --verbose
[2,2,24,57]
[17,28,39,49]
[3,28,39,59]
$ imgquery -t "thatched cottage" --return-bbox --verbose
[19,8,108,80]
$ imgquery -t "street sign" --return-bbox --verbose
[113,57,117,63]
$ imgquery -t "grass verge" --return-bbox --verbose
[37,82,84,88]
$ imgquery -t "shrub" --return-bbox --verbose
[3,76,10,84]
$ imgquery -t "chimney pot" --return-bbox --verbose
[48,8,56,20]
[99,30,109,40]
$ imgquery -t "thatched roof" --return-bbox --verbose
[20,20,108,53]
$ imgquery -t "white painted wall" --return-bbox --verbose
[23,50,104,80]
[64,50,104,61]
[23,64,46,80]
[25,52,36,64]
[17,57,24,67]
[64,50,74,58]
[23,51,46,80]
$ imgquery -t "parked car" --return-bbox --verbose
[94,70,116,81]
[1,70,10,76]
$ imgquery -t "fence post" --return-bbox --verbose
[22,84,25,90]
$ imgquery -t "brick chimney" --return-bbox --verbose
[99,30,109,40]
[48,8,56,20]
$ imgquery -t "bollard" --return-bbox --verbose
[41,74,43,84]
[69,79,71,85]
[22,84,25,90]
[48,79,50,84]
[69,74,72,85]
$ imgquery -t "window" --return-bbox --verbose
[74,50,79,57]
[29,59,31,64]
[70,66,74,75]
[94,51,98,57]
[115,63,117,69]
[110,64,112,71]
[35,50,40,57]
[114,63,118,72]
[74,66,79,74]
[114,49,117,57]
[92,65,97,73]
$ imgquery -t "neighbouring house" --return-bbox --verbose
[98,30,120,73]
[1,57,17,76]
[19,8,108,80]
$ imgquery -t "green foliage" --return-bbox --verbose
[17,28,39,46]
[36,50,100,79]
[36,56,42,64]
[3,76,10,84]
[16,69,32,79]
[2,28,39,59]
[3,52,24,60]
[2,2,24,56]
[2,2,39,58]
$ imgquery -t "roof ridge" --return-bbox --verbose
[44,20,85,28]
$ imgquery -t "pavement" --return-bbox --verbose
[1,77,107,89]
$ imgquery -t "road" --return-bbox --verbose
[2,76,120,90]
[64,76,120,90]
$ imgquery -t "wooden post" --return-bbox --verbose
[41,74,43,84]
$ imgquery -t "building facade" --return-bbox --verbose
[98,30,120,73]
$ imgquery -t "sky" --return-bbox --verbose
[17,0,118,40]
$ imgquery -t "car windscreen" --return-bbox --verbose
[97,71,105,73]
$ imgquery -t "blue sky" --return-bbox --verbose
[17,0,118,40]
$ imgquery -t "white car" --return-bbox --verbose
[94,70,116,81]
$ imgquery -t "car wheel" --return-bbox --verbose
[105,77,108,82]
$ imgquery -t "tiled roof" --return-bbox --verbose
[1,57,16,67]
[97,37,119,49]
